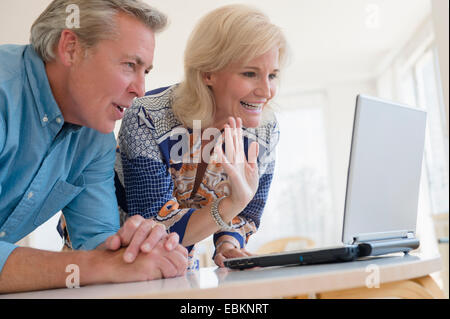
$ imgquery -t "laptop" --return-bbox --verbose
[224,94,427,270]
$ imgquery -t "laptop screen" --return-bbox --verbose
[342,95,427,244]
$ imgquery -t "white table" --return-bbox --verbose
[0,252,444,299]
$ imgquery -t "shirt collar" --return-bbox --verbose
[24,45,63,129]
[64,122,82,133]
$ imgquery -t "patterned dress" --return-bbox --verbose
[115,85,279,269]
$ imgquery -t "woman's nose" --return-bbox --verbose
[255,78,271,99]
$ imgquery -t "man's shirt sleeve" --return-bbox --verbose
[0,88,15,273]
[62,135,120,250]
[0,113,4,197]
[0,241,18,274]
[0,86,7,160]
[0,112,4,158]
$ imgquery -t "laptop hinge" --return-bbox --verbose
[352,230,414,244]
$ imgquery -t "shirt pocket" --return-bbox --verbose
[34,178,85,226]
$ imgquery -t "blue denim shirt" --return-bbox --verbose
[0,44,119,273]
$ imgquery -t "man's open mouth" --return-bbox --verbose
[113,103,125,112]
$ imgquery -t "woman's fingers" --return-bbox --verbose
[216,139,234,175]
[236,118,245,162]
[223,124,233,163]
[214,248,254,268]
[248,141,259,167]
[215,117,260,179]
[224,117,236,163]
[241,248,255,257]
[214,253,226,268]
[222,117,248,165]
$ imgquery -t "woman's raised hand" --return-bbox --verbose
[214,117,259,211]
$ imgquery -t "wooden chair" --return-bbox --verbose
[316,276,446,299]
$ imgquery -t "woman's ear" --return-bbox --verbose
[202,72,214,86]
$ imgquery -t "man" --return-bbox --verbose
[0,0,188,293]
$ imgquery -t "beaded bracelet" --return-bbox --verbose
[210,196,234,231]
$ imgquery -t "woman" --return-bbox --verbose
[115,4,287,268]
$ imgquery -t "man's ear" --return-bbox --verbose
[56,29,82,66]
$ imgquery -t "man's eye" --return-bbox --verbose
[126,62,135,70]
[242,72,256,77]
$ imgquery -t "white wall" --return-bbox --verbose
[0,1,46,44]
[431,0,449,131]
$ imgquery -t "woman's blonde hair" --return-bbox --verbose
[172,4,287,129]
[30,0,167,62]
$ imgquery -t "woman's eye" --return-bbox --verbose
[269,73,278,80]
[242,72,256,77]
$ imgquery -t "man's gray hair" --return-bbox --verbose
[30,0,167,62]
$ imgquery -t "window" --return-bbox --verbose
[246,91,336,251]
[399,48,449,216]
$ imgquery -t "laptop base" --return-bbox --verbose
[358,238,420,257]
[224,245,360,270]
[224,238,420,270]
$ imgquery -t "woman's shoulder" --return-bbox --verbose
[133,84,177,112]
[125,85,182,139]
[244,114,279,175]
[245,111,280,150]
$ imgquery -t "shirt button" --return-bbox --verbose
[28,191,34,199]
[43,116,48,123]
[0,231,6,238]
[56,117,62,124]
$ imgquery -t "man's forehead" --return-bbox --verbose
[113,12,155,66]
[125,54,153,69]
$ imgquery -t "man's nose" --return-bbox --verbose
[129,75,145,98]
